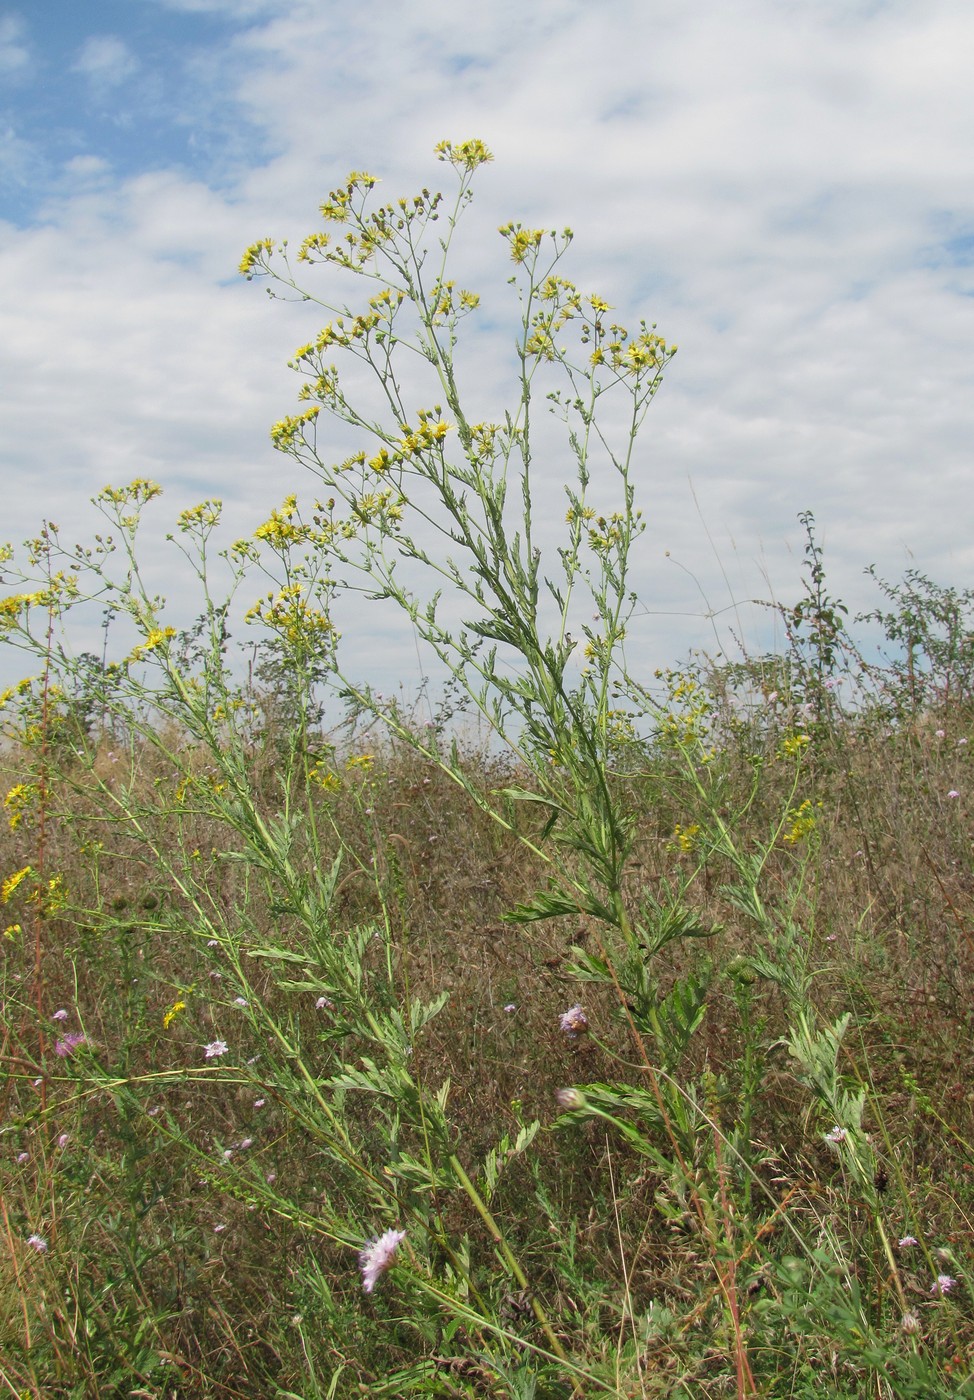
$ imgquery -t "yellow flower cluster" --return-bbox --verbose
[98,479,163,509]
[398,414,450,457]
[254,495,314,548]
[499,223,546,264]
[163,999,187,1030]
[3,783,35,831]
[246,583,335,648]
[238,237,274,277]
[779,733,811,759]
[270,406,321,451]
[782,799,822,845]
[668,823,702,854]
[177,500,222,532]
[127,627,176,664]
[1,865,31,903]
[434,138,493,170]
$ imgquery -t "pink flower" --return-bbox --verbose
[26,1234,48,1252]
[54,1032,86,1057]
[315,996,333,1011]
[898,1236,918,1248]
[203,1040,228,1059]
[359,1227,405,1293]
[556,1087,585,1109]
[56,1133,69,1150]
[51,1008,69,1022]
[559,1004,588,1038]
[824,1126,847,1143]
[947,790,960,800]
[931,1274,957,1295]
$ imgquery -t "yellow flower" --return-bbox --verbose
[1,865,31,903]
[163,999,187,1030]
[3,783,35,830]
[779,733,811,759]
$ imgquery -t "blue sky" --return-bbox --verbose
[2,0,973,692]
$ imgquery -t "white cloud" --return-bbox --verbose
[2,0,973,692]
[0,14,30,75]
[72,35,140,90]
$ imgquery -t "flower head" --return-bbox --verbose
[203,1040,228,1060]
[26,1233,48,1252]
[559,1004,588,1038]
[947,790,960,800]
[556,1087,585,1110]
[359,1227,405,1294]
[824,1125,848,1143]
[931,1274,957,1296]
[51,1008,69,1022]
[54,1032,86,1058]
[898,1236,918,1248]
[901,1310,921,1334]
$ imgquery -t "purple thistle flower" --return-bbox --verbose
[26,1234,48,1252]
[54,1032,86,1058]
[931,1274,957,1295]
[559,1004,588,1038]
[359,1227,405,1294]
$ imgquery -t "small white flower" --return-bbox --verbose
[360,1227,406,1294]
[204,1040,228,1060]
[503,1003,517,1013]
[254,1098,266,1109]
[824,1126,848,1143]
[315,996,333,1011]
[233,997,248,1007]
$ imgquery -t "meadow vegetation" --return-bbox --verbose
[1,141,972,1398]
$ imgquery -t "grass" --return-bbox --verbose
[1,659,972,1399]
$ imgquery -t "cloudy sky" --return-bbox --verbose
[2,0,972,695]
